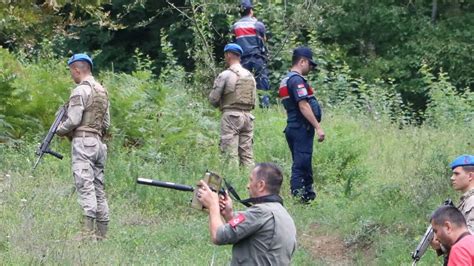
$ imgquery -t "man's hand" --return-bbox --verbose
[196,180,219,212]
[430,238,442,254]
[197,180,224,244]
[298,100,325,143]
[316,127,325,142]
[219,192,233,222]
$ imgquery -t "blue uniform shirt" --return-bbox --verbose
[279,71,321,127]
[232,16,266,58]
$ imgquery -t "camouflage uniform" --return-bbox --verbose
[215,202,297,265]
[57,76,110,229]
[209,63,257,167]
[458,189,474,234]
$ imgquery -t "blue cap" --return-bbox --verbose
[449,155,474,169]
[224,43,243,56]
[293,46,317,67]
[67,53,93,68]
[240,0,253,9]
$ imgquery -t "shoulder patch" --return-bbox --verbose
[69,95,82,106]
[296,84,308,97]
[229,213,246,228]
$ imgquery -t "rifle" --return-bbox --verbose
[33,105,67,171]
[411,199,454,265]
[137,171,226,210]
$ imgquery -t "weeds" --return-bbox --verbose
[0,42,473,265]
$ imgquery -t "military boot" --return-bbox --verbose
[73,216,95,241]
[95,221,108,241]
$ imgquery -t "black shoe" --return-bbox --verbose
[292,188,314,204]
[291,188,303,197]
[301,186,317,202]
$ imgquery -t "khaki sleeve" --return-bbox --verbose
[208,72,227,107]
[103,102,111,131]
[215,205,272,245]
[56,86,87,135]
[463,197,474,234]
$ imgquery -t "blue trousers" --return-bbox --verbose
[285,124,315,192]
[241,56,270,91]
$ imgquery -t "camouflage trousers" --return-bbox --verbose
[72,135,109,222]
[220,110,254,167]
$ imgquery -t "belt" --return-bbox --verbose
[222,108,251,113]
[73,131,100,138]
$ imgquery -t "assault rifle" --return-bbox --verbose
[411,199,454,265]
[33,105,67,171]
[137,171,251,210]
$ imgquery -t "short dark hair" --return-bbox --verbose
[72,60,91,72]
[292,55,305,66]
[225,51,241,58]
[431,205,467,228]
[462,165,474,173]
[254,163,283,194]
[240,7,252,17]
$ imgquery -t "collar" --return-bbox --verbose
[453,231,471,246]
[288,70,306,81]
[229,63,242,71]
[461,189,474,201]
[241,194,283,206]
[80,75,95,84]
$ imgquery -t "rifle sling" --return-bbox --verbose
[223,178,252,207]
[223,179,283,207]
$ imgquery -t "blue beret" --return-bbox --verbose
[240,0,253,9]
[67,53,93,68]
[450,155,474,169]
[224,43,243,56]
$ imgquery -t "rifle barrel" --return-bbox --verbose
[137,177,194,192]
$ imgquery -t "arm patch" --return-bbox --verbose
[69,95,82,107]
[228,213,246,228]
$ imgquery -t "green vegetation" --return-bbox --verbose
[1,45,473,264]
[2,1,473,114]
[1,0,473,265]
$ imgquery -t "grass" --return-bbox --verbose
[1,83,473,265]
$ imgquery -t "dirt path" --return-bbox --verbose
[299,224,374,265]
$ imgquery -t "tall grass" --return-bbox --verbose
[1,47,473,265]
[1,100,472,264]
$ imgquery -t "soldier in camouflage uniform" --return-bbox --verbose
[197,163,297,265]
[209,43,257,167]
[56,54,110,240]
[431,154,474,257]
[449,155,474,233]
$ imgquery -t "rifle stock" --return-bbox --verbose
[411,199,453,265]
[33,105,67,170]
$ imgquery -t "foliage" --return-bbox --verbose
[0,48,71,140]
[1,99,471,265]
[0,3,473,264]
[420,63,474,127]
[2,0,473,115]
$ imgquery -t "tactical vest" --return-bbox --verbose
[278,72,322,123]
[221,68,256,111]
[232,16,265,58]
[76,79,108,136]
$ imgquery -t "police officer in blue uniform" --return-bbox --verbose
[279,46,325,202]
[231,0,270,107]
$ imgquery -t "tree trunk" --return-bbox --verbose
[431,0,437,24]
